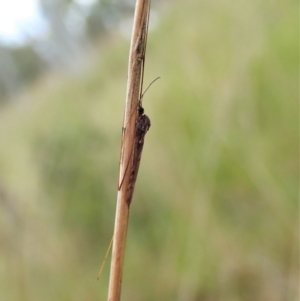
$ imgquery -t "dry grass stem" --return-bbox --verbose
[107,1,151,300]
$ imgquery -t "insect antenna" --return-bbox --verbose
[139,76,160,103]
[139,0,151,101]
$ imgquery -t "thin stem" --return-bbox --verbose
[107,1,151,301]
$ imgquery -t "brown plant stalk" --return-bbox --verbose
[107,1,151,300]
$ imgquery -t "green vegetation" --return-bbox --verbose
[0,0,298,300]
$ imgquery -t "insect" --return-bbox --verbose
[118,0,159,207]
[121,76,159,206]
[125,112,150,205]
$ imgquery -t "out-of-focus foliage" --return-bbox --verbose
[0,0,298,300]
[0,0,136,101]
[35,123,111,242]
[0,45,46,100]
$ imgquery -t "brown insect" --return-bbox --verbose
[125,107,151,205]
[121,76,159,206]
[118,0,159,207]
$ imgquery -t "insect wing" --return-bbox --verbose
[125,114,151,206]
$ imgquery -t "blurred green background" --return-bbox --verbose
[0,0,298,300]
